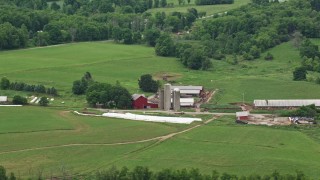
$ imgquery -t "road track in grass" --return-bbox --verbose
[0,115,219,155]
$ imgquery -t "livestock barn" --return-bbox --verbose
[170,86,203,97]
[132,94,158,109]
[254,99,320,108]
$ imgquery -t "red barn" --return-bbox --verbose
[132,94,158,109]
[236,111,249,120]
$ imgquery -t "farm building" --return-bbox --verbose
[0,96,8,102]
[236,111,249,120]
[171,98,195,107]
[132,94,158,109]
[170,86,203,96]
[254,99,320,108]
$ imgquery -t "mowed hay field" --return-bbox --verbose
[1,111,320,178]
[0,106,189,177]
[1,41,320,105]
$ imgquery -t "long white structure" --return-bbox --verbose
[254,99,320,107]
[102,113,201,124]
[170,86,203,96]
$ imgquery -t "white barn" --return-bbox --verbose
[171,98,194,107]
[254,99,320,107]
[0,96,8,102]
[170,86,203,96]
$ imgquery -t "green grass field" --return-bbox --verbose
[117,117,320,177]
[2,39,320,178]
[147,0,250,15]
[1,40,320,107]
[1,113,320,178]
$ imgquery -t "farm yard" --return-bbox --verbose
[1,37,320,179]
[2,0,320,179]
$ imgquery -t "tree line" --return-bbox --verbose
[195,0,233,6]
[0,77,57,96]
[0,165,310,180]
[0,2,201,49]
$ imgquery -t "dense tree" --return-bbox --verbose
[138,74,159,93]
[39,97,49,106]
[72,72,94,95]
[155,33,175,56]
[293,67,307,81]
[72,80,88,95]
[144,28,161,47]
[0,166,6,180]
[0,77,10,90]
[86,82,132,109]
[180,45,212,70]
[300,39,319,59]
[160,0,167,7]
[154,0,160,7]
[51,2,61,11]
[12,95,28,105]
[195,0,233,5]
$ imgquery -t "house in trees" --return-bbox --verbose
[132,94,158,109]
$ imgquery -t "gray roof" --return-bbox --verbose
[171,86,203,90]
[236,111,249,117]
[254,99,320,107]
[132,94,145,101]
[170,86,203,94]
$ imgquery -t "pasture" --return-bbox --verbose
[1,111,320,178]
[2,39,320,178]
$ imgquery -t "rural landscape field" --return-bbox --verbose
[1,0,320,179]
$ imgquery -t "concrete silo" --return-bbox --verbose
[158,89,164,110]
[164,83,171,111]
[173,88,181,111]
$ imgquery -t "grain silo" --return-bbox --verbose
[173,88,181,111]
[164,83,171,111]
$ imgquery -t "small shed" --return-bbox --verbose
[132,94,158,109]
[0,96,8,102]
[236,111,249,120]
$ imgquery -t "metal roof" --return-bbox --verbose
[0,96,7,102]
[179,90,201,94]
[254,100,320,107]
[171,86,203,90]
[236,111,249,117]
[171,98,194,106]
[132,94,145,101]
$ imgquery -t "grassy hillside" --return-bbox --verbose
[1,41,320,106]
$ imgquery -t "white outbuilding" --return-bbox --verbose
[0,96,8,102]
